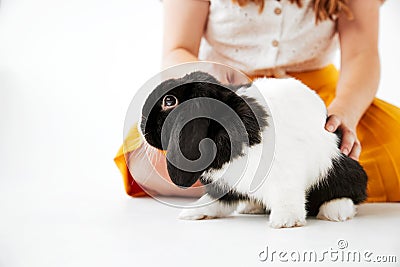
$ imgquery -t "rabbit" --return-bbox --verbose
[139,71,367,228]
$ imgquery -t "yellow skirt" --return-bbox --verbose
[114,64,400,202]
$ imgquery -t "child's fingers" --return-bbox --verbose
[349,140,362,161]
[325,115,341,132]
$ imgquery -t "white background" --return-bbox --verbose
[0,1,399,267]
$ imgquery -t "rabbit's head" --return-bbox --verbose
[140,71,268,188]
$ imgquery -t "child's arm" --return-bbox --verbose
[326,0,381,160]
[162,0,209,69]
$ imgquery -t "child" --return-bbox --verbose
[115,0,400,202]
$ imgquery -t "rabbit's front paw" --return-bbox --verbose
[178,202,236,220]
[178,194,237,220]
[178,208,220,220]
[269,208,306,228]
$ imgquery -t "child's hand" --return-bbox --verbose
[206,63,250,85]
[325,114,361,161]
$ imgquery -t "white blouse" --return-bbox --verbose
[199,0,339,76]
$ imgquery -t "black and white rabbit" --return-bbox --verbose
[139,71,367,228]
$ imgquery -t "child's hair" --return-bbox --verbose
[232,0,353,22]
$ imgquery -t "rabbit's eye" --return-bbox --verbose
[162,95,178,110]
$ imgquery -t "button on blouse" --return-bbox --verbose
[199,0,339,76]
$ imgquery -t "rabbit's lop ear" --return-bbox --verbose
[166,117,213,188]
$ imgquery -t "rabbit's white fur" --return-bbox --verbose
[178,78,354,228]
